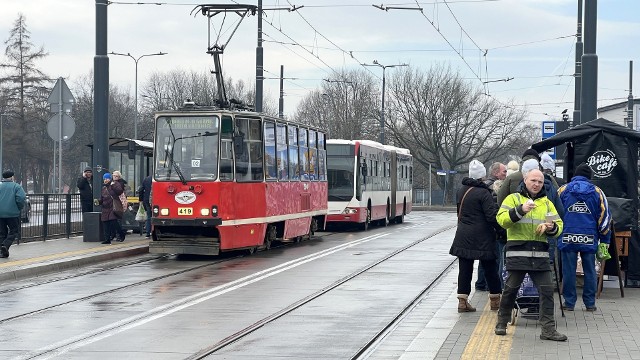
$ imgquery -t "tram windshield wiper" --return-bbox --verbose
[164,120,188,185]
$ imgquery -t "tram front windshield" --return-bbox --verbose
[327,144,355,201]
[154,115,220,181]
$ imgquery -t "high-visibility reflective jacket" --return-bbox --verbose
[497,189,563,271]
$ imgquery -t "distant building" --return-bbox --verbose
[597,98,640,130]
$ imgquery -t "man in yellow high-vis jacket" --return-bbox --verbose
[495,169,567,341]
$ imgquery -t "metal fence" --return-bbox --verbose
[19,193,84,244]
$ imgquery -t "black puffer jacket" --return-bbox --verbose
[449,177,501,260]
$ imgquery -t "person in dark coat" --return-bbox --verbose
[449,160,503,313]
[77,167,93,213]
[111,171,128,242]
[140,175,152,237]
[97,172,123,244]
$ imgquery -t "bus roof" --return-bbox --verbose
[327,139,411,155]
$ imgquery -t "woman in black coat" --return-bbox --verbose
[450,160,503,313]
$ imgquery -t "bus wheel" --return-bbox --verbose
[395,214,404,224]
[361,208,370,231]
[380,207,390,227]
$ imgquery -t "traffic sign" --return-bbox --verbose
[48,78,74,105]
[436,170,447,176]
[47,113,76,141]
[542,121,555,137]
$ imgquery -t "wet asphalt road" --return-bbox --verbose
[0,211,458,360]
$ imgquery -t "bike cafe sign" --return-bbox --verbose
[586,149,618,178]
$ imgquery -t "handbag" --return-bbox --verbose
[110,194,124,219]
[135,204,146,222]
[457,187,474,219]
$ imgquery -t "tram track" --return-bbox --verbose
[184,223,457,360]
[0,234,334,325]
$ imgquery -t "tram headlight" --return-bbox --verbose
[342,208,358,214]
[160,208,169,216]
[211,205,218,217]
[200,208,210,216]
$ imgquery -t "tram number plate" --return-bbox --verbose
[177,208,193,215]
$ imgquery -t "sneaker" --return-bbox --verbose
[145,234,151,238]
[561,304,574,311]
[540,330,568,341]
[101,240,112,244]
[0,246,8,258]
[586,306,597,311]
[495,324,507,336]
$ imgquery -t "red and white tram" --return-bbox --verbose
[149,105,328,255]
[326,139,412,230]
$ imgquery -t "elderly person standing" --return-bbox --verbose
[0,171,26,258]
[97,173,124,245]
[495,169,566,341]
[450,160,503,313]
[475,162,507,291]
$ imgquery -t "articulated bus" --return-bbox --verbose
[326,139,413,230]
[149,104,328,255]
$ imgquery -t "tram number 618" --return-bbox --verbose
[178,208,193,215]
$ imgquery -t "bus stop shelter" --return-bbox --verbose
[532,117,640,287]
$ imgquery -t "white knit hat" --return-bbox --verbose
[540,153,555,170]
[468,160,486,179]
[521,159,540,176]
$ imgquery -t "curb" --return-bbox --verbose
[0,245,149,283]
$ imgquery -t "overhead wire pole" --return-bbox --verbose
[363,61,407,145]
[109,51,167,139]
[573,0,583,128]
[256,0,263,112]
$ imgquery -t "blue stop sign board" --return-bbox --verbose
[541,121,556,159]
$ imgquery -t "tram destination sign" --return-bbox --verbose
[158,116,219,129]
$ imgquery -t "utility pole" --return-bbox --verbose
[580,0,598,126]
[572,0,583,127]
[627,61,634,129]
[279,65,284,118]
[94,0,109,205]
[364,60,407,144]
[255,0,263,112]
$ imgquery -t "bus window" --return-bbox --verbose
[264,121,276,181]
[276,123,288,180]
[288,126,299,180]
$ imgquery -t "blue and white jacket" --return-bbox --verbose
[557,176,611,253]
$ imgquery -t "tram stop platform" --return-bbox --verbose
[0,235,149,282]
[370,261,640,360]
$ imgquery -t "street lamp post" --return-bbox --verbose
[109,51,167,139]
[364,60,407,145]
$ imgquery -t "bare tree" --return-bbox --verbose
[386,64,536,203]
[0,13,51,188]
[293,68,379,140]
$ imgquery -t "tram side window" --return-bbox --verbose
[317,132,326,181]
[308,130,317,180]
[288,126,299,180]
[264,121,277,181]
[299,128,309,181]
[276,124,288,180]
[220,116,234,181]
[235,117,264,182]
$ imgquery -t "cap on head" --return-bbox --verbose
[522,148,541,161]
[103,173,112,181]
[574,163,593,179]
[540,153,555,171]
[521,159,540,177]
[468,159,486,179]
[2,170,14,179]
[84,166,92,172]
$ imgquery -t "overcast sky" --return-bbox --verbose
[1,0,638,124]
